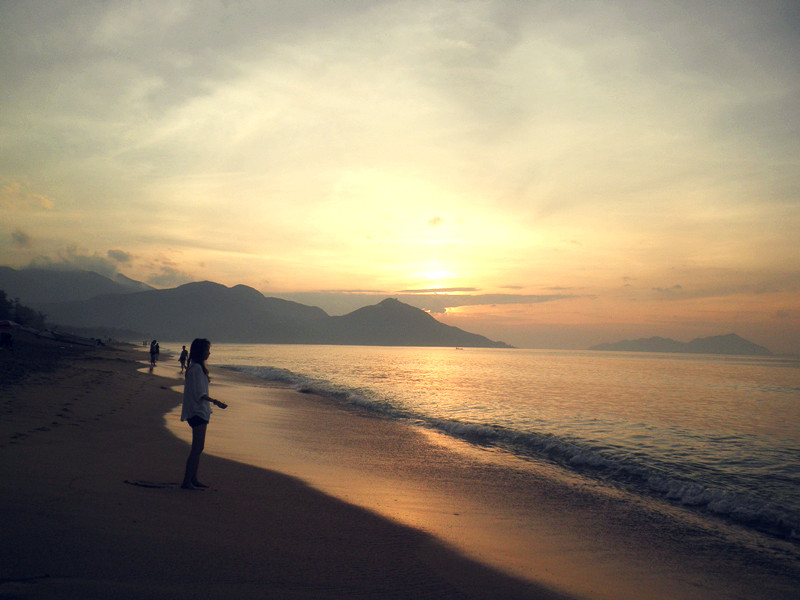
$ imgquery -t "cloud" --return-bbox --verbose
[400,287,479,293]
[0,1,797,353]
[20,246,190,288]
[411,293,580,314]
[773,309,800,322]
[11,228,32,248]
[644,271,800,301]
[107,249,133,263]
[28,245,118,277]
[653,285,684,294]
[146,265,194,288]
[0,180,54,210]
[317,289,388,294]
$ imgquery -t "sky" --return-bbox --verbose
[1,1,799,354]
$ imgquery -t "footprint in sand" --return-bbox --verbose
[124,480,179,489]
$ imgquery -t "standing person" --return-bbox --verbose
[179,345,188,373]
[181,338,227,490]
[149,340,158,367]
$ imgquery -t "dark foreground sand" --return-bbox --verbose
[0,335,574,600]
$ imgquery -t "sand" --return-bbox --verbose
[0,334,573,600]
[3,334,798,600]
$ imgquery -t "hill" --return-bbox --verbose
[320,298,513,347]
[5,268,511,348]
[41,281,330,344]
[589,334,772,356]
[0,266,153,303]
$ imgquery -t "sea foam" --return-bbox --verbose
[226,362,800,543]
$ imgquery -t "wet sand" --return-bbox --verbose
[167,365,800,600]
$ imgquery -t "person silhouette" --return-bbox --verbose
[180,338,227,490]
[149,340,159,367]
[179,345,188,373]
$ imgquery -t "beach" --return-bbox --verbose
[0,336,572,600]
[2,337,798,600]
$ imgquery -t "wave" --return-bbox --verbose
[428,417,800,541]
[226,363,800,543]
[228,365,413,419]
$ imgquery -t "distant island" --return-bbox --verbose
[589,334,772,356]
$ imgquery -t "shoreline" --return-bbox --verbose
[3,339,798,599]
[168,353,800,600]
[0,339,572,600]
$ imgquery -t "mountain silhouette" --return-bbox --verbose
[320,298,511,347]
[0,266,153,303]
[589,334,772,356]
[41,281,330,343]
[5,268,511,348]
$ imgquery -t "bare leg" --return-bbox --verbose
[182,423,207,489]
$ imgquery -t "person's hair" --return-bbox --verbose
[187,338,211,378]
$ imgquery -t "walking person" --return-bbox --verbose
[179,345,188,373]
[181,338,227,490]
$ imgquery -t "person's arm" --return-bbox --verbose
[200,394,227,409]
[187,367,226,408]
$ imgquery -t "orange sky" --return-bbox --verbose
[1,1,799,353]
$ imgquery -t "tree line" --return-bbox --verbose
[0,289,47,329]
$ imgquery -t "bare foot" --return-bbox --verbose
[181,483,205,490]
[192,481,209,488]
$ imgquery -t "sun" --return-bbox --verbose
[423,269,452,282]
[415,268,454,290]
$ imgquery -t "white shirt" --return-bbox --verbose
[181,362,211,421]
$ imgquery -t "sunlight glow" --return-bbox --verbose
[422,269,453,284]
[1,2,798,353]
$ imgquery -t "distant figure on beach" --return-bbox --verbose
[179,345,188,373]
[149,340,159,367]
[181,338,227,490]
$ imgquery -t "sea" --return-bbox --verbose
[172,343,800,595]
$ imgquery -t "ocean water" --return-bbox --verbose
[208,343,800,550]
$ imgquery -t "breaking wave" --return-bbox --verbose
[226,363,800,543]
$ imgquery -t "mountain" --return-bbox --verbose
[112,272,154,292]
[41,281,330,344]
[0,266,154,304]
[16,270,511,347]
[684,334,772,356]
[589,334,772,356]
[319,298,512,347]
